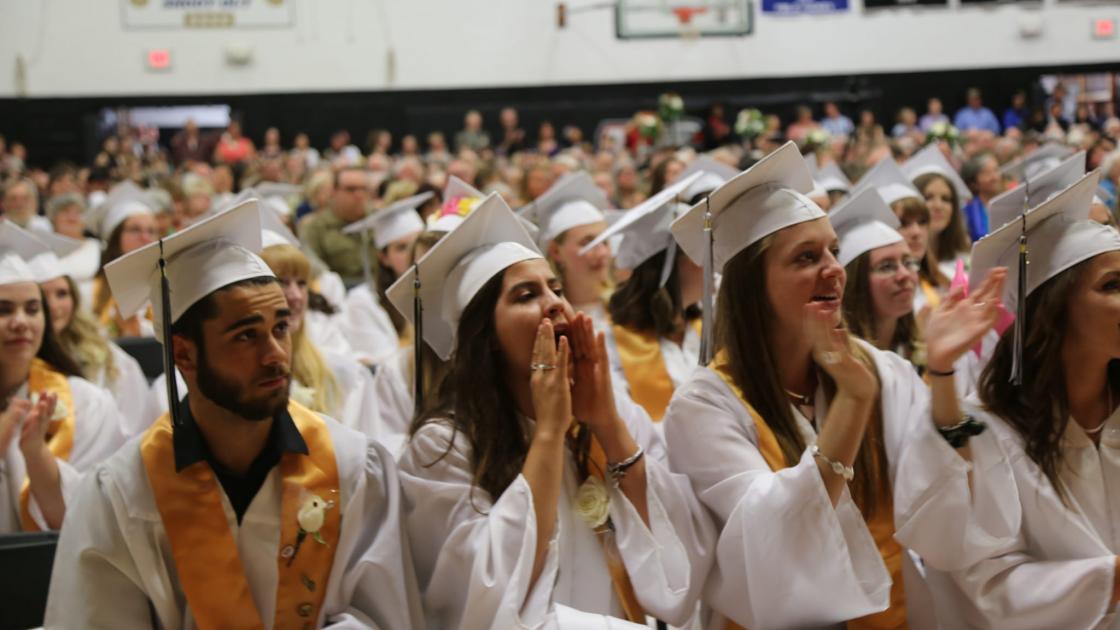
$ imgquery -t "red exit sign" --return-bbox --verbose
[147,49,172,71]
[1093,18,1116,40]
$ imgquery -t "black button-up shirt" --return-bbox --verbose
[172,397,308,524]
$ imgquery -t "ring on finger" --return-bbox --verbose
[821,351,841,365]
[531,362,557,371]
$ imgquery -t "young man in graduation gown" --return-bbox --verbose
[45,200,424,629]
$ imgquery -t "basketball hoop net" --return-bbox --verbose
[672,6,706,39]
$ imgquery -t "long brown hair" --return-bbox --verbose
[914,172,970,262]
[414,268,590,508]
[608,248,699,337]
[376,256,408,335]
[842,251,925,367]
[55,275,117,383]
[93,222,127,317]
[979,260,1117,503]
[716,236,890,516]
[894,197,947,288]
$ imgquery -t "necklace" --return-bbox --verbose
[784,388,812,407]
[1082,386,1114,435]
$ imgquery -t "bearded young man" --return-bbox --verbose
[45,201,423,629]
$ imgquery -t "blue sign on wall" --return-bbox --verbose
[762,0,849,15]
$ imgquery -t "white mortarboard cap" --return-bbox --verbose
[258,201,301,248]
[671,141,823,273]
[103,199,274,343]
[0,222,51,286]
[902,144,972,202]
[828,188,903,267]
[814,162,853,194]
[970,170,1116,315]
[386,194,542,360]
[97,181,154,241]
[520,172,608,246]
[850,158,923,206]
[343,192,432,249]
[443,175,483,201]
[680,156,740,200]
[255,181,300,199]
[580,172,703,272]
[26,229,84,283]
[1000,142,1076,180]
[988,151,1086,230]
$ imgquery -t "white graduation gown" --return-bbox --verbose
[96,343,160,438]
[603,324,700,411]
[663,339,930,629]
[306,309,353,357]
[340,284,400,366]
[0,376,126,533]
[398,397,715,630]
[369,346,416,459]
[44,415,425,629]
[894,394,1119,629]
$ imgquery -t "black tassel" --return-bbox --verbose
[412,267,424,414]
[698,196,714,366]
[159,240,183,427]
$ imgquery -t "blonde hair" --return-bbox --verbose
[259,244,342,414]
[56,276,118,383]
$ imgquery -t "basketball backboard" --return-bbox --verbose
[615,0,752,39]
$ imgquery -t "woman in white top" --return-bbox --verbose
[894,170,1120,629]
[0,224,125,532]
[393,194,714,629]
[903,144,973,280]
[663,142,1003,629]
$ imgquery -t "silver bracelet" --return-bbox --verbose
[811,444,854,482]
[606,445,644,485]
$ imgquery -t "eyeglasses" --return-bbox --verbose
[871,258,921,276]
[122,226,160,238]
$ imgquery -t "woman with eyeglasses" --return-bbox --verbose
[90,186,160,338]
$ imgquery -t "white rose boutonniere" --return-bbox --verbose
[298,494,330,544]
[574,476,611,530]
[29,392,68,422]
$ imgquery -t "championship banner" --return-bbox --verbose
[761,0,848,15]
[121,0,294,29]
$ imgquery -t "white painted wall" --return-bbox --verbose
[0,0,1116,98]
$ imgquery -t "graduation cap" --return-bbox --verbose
[849,158,923,206]
[1000,142,1077,180]
[671,141,824,364]
[91,181,154,242]
[103,200,274,426]
[0,222,50,286]
[22,228,84,283]
[519,171,608,247]
[970,169,1112,385]
[902,144,972,202]
[828,188,903,267]
[342,192,432,289]
[680,155,740,201]
[805,154,852,195]
[579,171,703,287]
[988,151,1086,231]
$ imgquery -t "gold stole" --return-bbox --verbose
[93,276,152,338]
[141,402,341,629]
[611,319,701,422]
[18,359,76,531]
[572,427,647,624]
[709,353,906,630]
[919,278,941,311]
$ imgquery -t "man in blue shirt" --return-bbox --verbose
[954,88,1001,135]
[820,102,854,138]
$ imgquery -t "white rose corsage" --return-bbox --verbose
[574,476,611,530]
[298,494,332,545]
[29,392,68,422]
